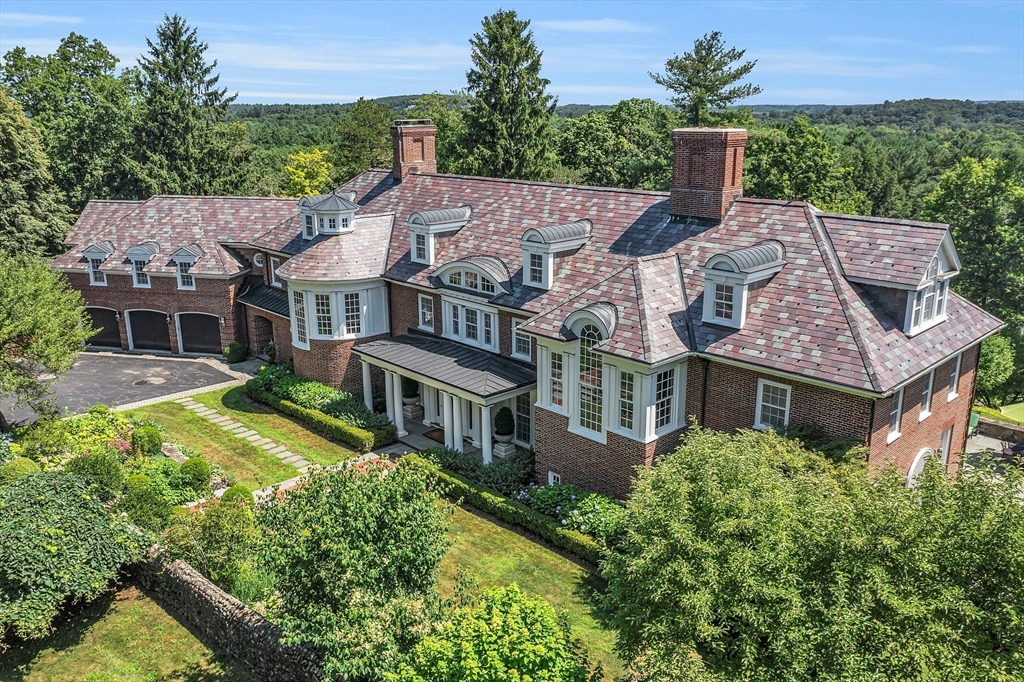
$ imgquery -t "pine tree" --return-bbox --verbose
[650,31,762,127]
[332,97,393,182]
[122,15,251,197]
[463,10,556,181]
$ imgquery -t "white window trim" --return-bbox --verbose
[919,370,934,422]
[548,471,561,485]
[651,367,682,435]
[521,245,554,290]
[270,257,282,288]
[947,352,962,402]
[291,290,309,350]
[342,291,363,336]
[175,260,196,291]
[754,378,791,431]
[701,274,750,329]
[132,260,151,289]
[441,297,499,353]
[253,253,264,267]
[887,388,904,444]
[88,258,107,286]
[418,294,435,331]
[511,320,532,361]
[568,326,607,444]
[302,212,316,240]
[538,345,570,416]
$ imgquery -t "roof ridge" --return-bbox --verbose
[149,194,297,202]
[631,262,652,361]
[819,212,949,229]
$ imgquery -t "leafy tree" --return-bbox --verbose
[463,10,556,180]
[603,426,1024,682]
[0,472,145,647]
[0,257,93,432]
[390,584,598,682]
[0,88,73,256]
[282,147,333,197]
[163,498,258,589]
[650,31,761,127]
[977,334,1016,405]
[332,97,393,182]
[409,92,470,174]
[121,14,252,197]
[745,117,866,213]
[259,462,451,680]
[1,33,135,211]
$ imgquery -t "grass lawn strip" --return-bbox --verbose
[440,503,623,679]
[127,400,297,489]
[190,386,358,469]
[0,586,245,682]
[1001,402,1024,424]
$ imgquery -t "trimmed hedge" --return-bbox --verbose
[246,380,392,452]
[400,454,602,566]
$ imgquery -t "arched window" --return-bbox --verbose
[578,324,603,432]
[906,448,932,487]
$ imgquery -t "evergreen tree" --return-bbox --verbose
[463,10,556,180]
[650,31,762,127]
[331,97,393,182]
[0,88,73,256]
[409,92,470,174]
[122,15,252,197]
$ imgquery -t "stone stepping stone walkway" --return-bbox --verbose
[175,397,311,472]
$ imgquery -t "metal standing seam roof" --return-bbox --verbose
[409,205,472,226]
[126,241,161,257]
[523,219,594,244]
[311,193,360,212]
[710,239,786,273]
[354,332,536,399]
[237,282,291,318]
[84,240,116,255]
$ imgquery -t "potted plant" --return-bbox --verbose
[494,406,515,443]
[401,376,420,406]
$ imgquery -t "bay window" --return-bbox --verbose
[443,298,497,352]
[619,371,634,430]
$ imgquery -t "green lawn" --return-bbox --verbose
[0,586,244,682]
[1001,402,1024,424]
[441,504,623,679]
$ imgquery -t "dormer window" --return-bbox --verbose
[133,260,150,287]
[89,258,106,285]
[341,216,349,230]
[701,240,786,329]
[905,256,950,335]
[176,261,194,290]
[414,234,427,261]
[126,242,159,289]
[83,241,114,286]
[170,244,202,291]
[435,258,511,298]
[408,206,472,265]
[520,219,593,291]
[529,253,544,285]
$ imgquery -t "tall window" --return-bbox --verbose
[451,305,460,335]
[713,283,734,320]
[133,260,149,287]
[465,308,479,340]
[483,313,492,346]
[619,371,634,430]
[293,291,307,344]
[415,233,427,261]
[910,256,948,332]
[529,253,544,285]
[515,394,532,443]
[920,370,934,419]
[315,293,332,336]
[344,292,361,335]
[579,325,603,432]
[318,217,325,230]
[948,353,962,399]
[176,261,194,290]
[304,214,315,238]
[654,369,675,429]
[512,321,531,360]
[270,257,282,287]
[888,388,903,441]
[418,294,434,330]
[89,258,106,284]
[550,352,564,407]
[756,379,791,430]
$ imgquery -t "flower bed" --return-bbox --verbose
[514,483,625,545]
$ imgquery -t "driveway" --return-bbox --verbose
[1,352,239,427]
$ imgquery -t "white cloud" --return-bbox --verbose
[210,40,467,72]
[0,12,82,26]
[534,19,652,33]
[754,49,943,78]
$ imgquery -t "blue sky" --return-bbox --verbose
[2,1,1022,105]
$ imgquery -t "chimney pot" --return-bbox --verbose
[669,127,747,222]
[391,120,437,182]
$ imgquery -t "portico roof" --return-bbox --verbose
[355,332,535,402]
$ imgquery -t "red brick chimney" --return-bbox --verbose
[391,119,437,182]
[670,128,747,221]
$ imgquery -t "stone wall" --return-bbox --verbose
[132,546,322,682]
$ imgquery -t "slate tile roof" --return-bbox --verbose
[822,213,949,287]
[275,213,394,281]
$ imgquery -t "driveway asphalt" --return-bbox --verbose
[1,352,237,427]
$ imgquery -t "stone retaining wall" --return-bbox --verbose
[132,546,322,682]
[977,416,1024,444]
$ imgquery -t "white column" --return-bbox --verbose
[452,395,464,452]
[384,370,395,422]
[441,391,453,448]
[361,361,373,411]
[480,403,493,465]
[392,372,407,437]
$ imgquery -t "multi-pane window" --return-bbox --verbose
[328,217,337,231]
[550,352,564,407]
[619,372,634,430]
[445,268,497,294]
[340,217,349,230]
[481,277,495,293]
[465,271,478,290]
[713,283,734,320]
[418,295,434,330]
[270,257,282,287]
[483,313,492,346]
[318,217,325,230]
[579,325,603,432]
[89,258,106,284]
[448,270,462,287]
[910,256,948,332]
[293,291,307,344]
[304,214,315,238]
[344,292,361,335]
[465,308,479,340]
[315,294,332,336]
[757,379,790,430]
[948,353,962,398]
[655,369,675,429]
[515,393,532,443]
[920,371,934,419]
[888,388,903,440]
[133,260,149,287]
[445,302,496,350]
[177,261,194,289]
[529,253,544,284]
[451,305,460,335]
[415,233,427,261]
[512,321,531,359]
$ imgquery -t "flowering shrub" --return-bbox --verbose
[515,483,583,518]
[0,433,13,465]
[515,483,624,544]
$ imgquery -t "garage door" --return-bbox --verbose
[86,308,120,348]
[127,310,171,352]
[178,313,222,354]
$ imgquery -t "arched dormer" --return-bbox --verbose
[701,240,786,328]
[171,244,204,291]
[434,256,511,296]
[126,241,160,288]
[408,205,472,265]
[83,241,115,286]
[520,219,593,290]
[565,301,618,340]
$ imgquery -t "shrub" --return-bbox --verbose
[230,562,276,605]
[118,473,171,530]
[221,484,254,507]
[418,446,534,497]
[519,483,585,518]
[163,499,258,588]
[0,473,145,644]
[562,494,625,544]
[14,409,132,467]
[0,456,40,484]
[0,433,12,465]
[494,406,515,436]
[285,380,338,410]
[223,341,246,363]
[179,457,212,490]
[265,340,277,364]
[65,448,125,501]
[401,376,419,399]
[130,425,163,457]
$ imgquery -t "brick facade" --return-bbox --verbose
[670,128,747,221]
[391,121,437,182]
[292,335,389,394]
[242,305,293,364]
